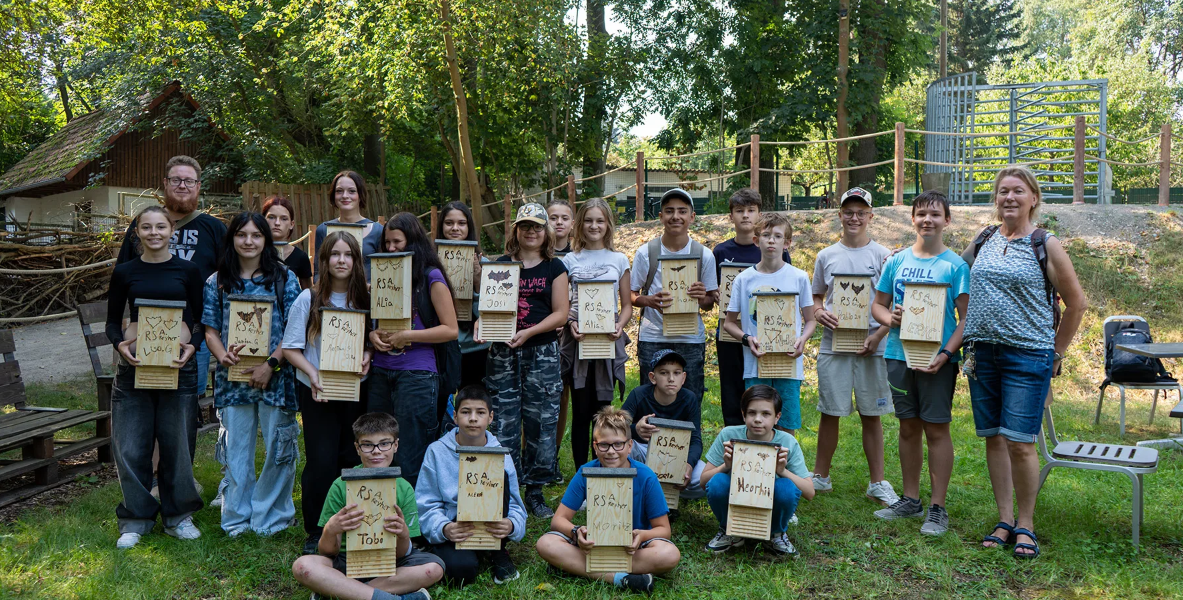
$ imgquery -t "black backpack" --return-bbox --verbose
[1101,319,1173,389]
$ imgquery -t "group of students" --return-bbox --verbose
[103,155,1084,599]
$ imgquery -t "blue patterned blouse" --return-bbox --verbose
[963,232,1056,350]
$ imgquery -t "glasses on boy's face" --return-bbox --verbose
[594,441,628,452]
[519,223,545,233]
[841,210,871,220]
[358,441,395,453]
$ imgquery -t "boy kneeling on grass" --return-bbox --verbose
[536,406,680,593]
[416,385,527,586]
[292,413,444,600]
[702,385,815,556]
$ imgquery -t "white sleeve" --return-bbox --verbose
[281,290,311,350]
[726,274,743,314]
[702,248,718,291]
[799,272,814,308]
[630,248,647,292]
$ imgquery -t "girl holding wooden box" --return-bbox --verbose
[282,231,374,553]
[368,213,459,485]
[560,198,633,468]
[435,201,489,391]
[202,212,303,537]
[105,205,206,549]
[477,203,570,519]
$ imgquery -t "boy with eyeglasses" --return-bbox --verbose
[808,187,900,508]
[536,406,680,593]
[292,412,444,600]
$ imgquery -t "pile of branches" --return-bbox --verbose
[0,230,121,321]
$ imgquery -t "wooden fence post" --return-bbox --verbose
[750,134,761,199]
[635,151,645,221]
[1160,123,1172,207]
[1073,115,1086,205]
[567,174,577,204]
[894,122,905,205]
[307,225,316,273]
[503,193,512,241]
[430,206,438,237]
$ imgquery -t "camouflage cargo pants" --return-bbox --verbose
[485,341,562,487]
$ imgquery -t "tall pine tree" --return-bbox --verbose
[950,0,1024,76]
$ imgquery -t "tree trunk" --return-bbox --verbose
[850,0,891,189]
[440,0,483,228]
[363,132,384,183]
[581,0,608,192]
[55,64,72,122]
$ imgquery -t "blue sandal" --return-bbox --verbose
[1012,528,1040,559]
[982,522,1015,548]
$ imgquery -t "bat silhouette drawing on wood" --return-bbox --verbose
[668,265,687,273]
[236,306,268,328]
[488,270,513,282]
[851,284,865,295]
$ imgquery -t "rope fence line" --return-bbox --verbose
[670,169,751,185]
[574,164,629,183]
[288,230,311,245]
[760,159,893,175]
[761,130,894,146]
[903,125,1075,138]
[0,258,115,276]
[645,142,749,160]
[1083,154,1163,168]
[0,310,78,324]
[1087,126,1160,146]
[903,157,1073,168]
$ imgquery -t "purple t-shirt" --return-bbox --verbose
[372,268,447,372]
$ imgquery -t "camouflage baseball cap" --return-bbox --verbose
[514,202,548,225]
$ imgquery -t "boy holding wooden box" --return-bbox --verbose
[722,212,816,435]
[536,406,680,593]
[871,190,969,536]
[809,187,900,507]
[415,385,527,586]
[701,385,815,555]
[292,413,443,600]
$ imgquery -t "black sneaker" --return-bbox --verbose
[622,573,655,593]
[668,508,680,521]
[302,533,322,556]
[525,491,554,519]
[490,549,520,584]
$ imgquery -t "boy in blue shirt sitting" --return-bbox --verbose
[535,406,681,593]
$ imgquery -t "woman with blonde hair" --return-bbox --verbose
[961,165,1086,559]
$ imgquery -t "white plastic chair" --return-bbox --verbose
[1094,315,1183,435]
[1039,402,1158,549]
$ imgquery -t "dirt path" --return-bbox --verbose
[9,317,96,384]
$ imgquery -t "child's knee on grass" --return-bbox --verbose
[291,554,332,584]
[639,540,681,573]
[371,562,445,594]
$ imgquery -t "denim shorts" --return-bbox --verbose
[744,377,802,431]
[967,342,1054,443]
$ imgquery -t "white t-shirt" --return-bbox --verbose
[725,263,814,379]
[811,240,890,355]
[563,248,631,322]
[630,239,719,344]
[281,289,362,387]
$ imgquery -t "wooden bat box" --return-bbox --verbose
[318,307,367,401]
[718,263,754,343]
[898,282,950,370]
[133,299,185,389]
[753,292,798,379]
[342,467,402,579]
[437,240,478,321]
[325,222,369,247]
[726,439,779,540]
[830,273,874,353]
[576,279,616,360]
[478,261,521,343]
[370,252,413,332]
[456,446,510,550]
[644,418,694,509]
[659,256,700,337]
[226,294,274,383]
[584,467,635,573]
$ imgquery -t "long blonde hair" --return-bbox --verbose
[571,198,617,252]
[992,165,1042,222]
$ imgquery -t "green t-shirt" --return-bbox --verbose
[318,469,420,551]
[704,425,809,479]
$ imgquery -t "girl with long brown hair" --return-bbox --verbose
[313,170,385,280]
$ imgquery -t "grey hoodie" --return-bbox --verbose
[414,428,528,546]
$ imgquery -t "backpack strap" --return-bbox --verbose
[972,225,999,260]
[641,238,663,295]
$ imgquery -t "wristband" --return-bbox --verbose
[939,349,955,360]
[267,356,281,371]
[741,334,751,347]
[572,525,581,542]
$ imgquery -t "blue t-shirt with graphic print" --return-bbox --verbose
[875,248,970,363]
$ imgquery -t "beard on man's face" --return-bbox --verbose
[164,191,198,214]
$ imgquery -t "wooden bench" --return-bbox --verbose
[77,301,218,431]
[0,329,112,508]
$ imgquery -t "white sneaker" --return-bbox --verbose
[210,479,226,508]
[866,480,899,506]
[789,513,799,526]
[766,531,797,556]
[165,517,202,540]
[811,473,832,493]
[705,529,746,553]
[116,532,141,549]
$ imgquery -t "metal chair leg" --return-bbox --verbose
[1120,387,1127,435]
[1150,390,1159,425]
[1128,470,1142,550]
[1095,388,1106,425]
[1037,462,1055,495]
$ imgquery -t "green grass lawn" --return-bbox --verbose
[5,225,1183,599]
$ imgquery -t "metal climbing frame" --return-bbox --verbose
[925,73,1109,204]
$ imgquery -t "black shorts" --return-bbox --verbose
[887,359,958,424]
[331,548,445,582]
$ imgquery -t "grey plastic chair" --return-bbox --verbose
[1039,402,1158,549]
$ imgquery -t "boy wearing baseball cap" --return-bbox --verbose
[809,187,900,508]
[630,189,718,404]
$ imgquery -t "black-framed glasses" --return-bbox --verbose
[519,223,545,232]
[594,441,628,452]
[167,177,198,188]
[358,441,395,453]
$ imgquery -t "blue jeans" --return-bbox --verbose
[968,342,1054,443]
[220,403,300,536]
[744,378,803,431]
[111,363,203,534]
[638,341,706,405]
[706,472,801,534]
[190,343,211,459]
[367,367,439,485]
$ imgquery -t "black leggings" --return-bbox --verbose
[297,381,367,536]
[570,369,611,468]
[427,472,513,587]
